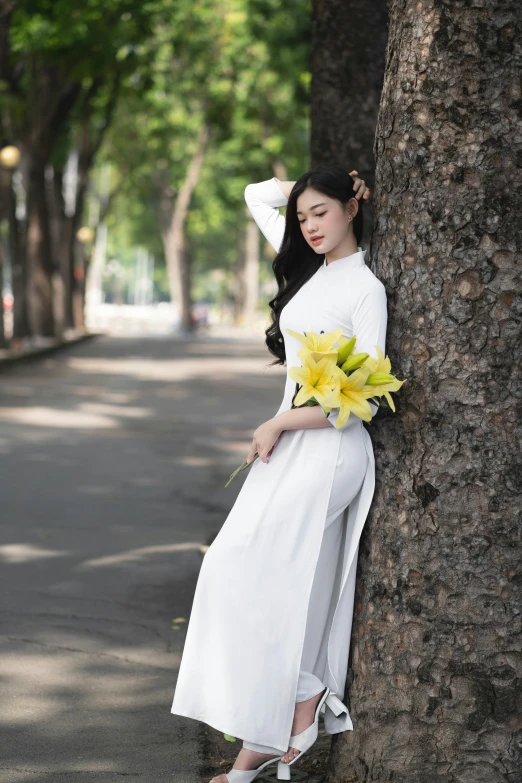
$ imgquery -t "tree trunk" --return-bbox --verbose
[327,3,522,782]
[0,242,6,348]
[74,253,87,331]
[61,213,76,329]
[311,0,388,245]
[46,160,84,334]
[25,155,55,337]
[69,186,88,330]
[47,164,67,339]
[160,123,209,333]
[241,212,260,327]
[2,165,30,342]
[69,115,103,330]
[0,165,30,344]
[232,228,246,324]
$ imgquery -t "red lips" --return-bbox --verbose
[311,236,323,244]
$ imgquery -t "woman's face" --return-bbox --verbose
[296,186,357,255]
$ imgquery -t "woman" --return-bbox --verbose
[171,166,388,782]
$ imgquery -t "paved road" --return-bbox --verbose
[0,332,285,783]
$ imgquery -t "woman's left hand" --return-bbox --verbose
[246,419,282,464]
[349,170,371,201]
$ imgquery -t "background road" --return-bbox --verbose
[0,332,284,783]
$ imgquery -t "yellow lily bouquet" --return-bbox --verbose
[224,327,405,487]
[285,327,405,427]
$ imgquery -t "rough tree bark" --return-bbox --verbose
[326,2,522,782]
[311,0,389,245]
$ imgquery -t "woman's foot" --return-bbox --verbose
[280,689,326,764]
[209,748,280,782]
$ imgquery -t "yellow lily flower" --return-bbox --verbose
[337,335,357,364]
[365,371,396,385]
[286,327,343,362]
[321,365,374,427]
[297,344,337,364]
[361,344,391,374]
[288,352,339,407]
[340,352,370,372]
[359,346,406,412]
[362,376,405,412]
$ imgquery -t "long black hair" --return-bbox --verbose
[265,164,364,366]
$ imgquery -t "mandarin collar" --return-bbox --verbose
[322,246,366,270]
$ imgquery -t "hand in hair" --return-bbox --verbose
[349,170,371,202]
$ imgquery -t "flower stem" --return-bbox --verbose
[224,452,260,487]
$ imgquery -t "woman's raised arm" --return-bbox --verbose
[244,177,294,253]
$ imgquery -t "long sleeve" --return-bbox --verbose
[244,177,288,254]
[326,279,388,430]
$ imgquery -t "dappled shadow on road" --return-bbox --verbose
[0,333,285,781]
[0,333,285,464]
[0,567,206,781]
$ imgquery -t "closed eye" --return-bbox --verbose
[298,212,326,223]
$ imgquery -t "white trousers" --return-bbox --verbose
[243,425,368,755]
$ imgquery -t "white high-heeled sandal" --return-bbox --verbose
[221,753,282,782]
[276,686,349,781]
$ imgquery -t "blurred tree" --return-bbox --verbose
[0,0,156,337]
[103,0,312,331]
[0,0,313,338]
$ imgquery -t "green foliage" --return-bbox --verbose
[98,0,311,298]
[5,1,157,99]
[3,0,312,308]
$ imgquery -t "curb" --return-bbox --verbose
[0,332,103,370]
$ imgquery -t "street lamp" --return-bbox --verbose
[0,145,21,170]
[76,226,96,244]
